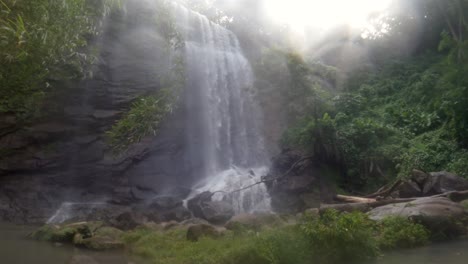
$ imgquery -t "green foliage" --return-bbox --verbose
[122,227,270,264]
[122,212,457,264]
[104,0,185,153]
[300,210,380,264]
[106,90,175,153]
[377,216,430,249]
[256,226,312,264]
[282,45,468,191]
[0,0,120,118]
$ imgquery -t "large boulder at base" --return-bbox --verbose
[199,201,234,224]
[265,149,336,214]
[186,224,225,242]
[369,197,467,236]
[225,213,283,231]
[187,192,234,224]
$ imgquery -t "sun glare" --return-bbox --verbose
[266,0,392,32]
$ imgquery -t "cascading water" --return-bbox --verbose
[173,3,271,213]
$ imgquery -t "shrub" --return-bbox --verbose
[106,90,175,153]
[377,216,430,249]
[122,227,269,264]
[300,210,379,264]
[0,0,121,118]
[256,226,311,264]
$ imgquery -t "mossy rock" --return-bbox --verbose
[31,221,104,243]
[30,225,76,242]
[78,227,124,250]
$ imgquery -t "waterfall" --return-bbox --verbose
[173,3,271,213]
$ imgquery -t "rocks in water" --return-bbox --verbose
[369,197,467,236]
[186,224,225,242]
[187,192,234,224]
[31,222,124,250]
[225,213,283,231]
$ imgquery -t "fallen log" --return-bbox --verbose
[364,179,403,198]
[335,195,376,204]
[321,190,468,214]
[320,198,416,214]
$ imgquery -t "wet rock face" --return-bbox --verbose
[264,150,335,214]
[0,2,196,224]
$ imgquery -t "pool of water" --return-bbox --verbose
[0,222,141,264]
[372,239,468,264]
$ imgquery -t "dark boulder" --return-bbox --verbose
[187,192,234,224]
[159,206,192,222]
[148,196,183,210]
[396,170,468,198]
[265,149,336,214]
[430,171,468,193]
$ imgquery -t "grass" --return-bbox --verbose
[123,210,429,264]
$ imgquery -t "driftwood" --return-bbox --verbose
[364,179,403,198]
[322,190,468,214]
[320,198,416,213]
[335,195,376,204]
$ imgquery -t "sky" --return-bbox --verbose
[265,0,392,32]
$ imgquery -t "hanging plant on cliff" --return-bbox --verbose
[106,89,178,154]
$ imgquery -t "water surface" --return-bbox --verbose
[0,222,139,264]
[373,239,468,264]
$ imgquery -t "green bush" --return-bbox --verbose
[300,210,379,264]
[256,226,312,264]
[122,227,269,264]
[377,216,430,249]
[0,0,121,118]
[106,90,175,153]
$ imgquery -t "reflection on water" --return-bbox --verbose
[0,222,141,264]
[372,239,468,264]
